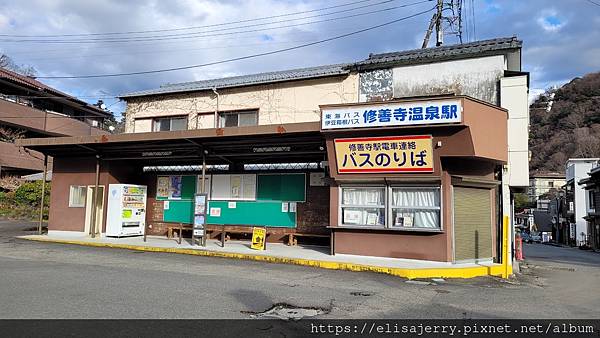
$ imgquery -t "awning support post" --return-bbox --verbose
[201,152,207,247]
[38,155,48,235]
[90,155,101,238]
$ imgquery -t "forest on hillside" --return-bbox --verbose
[529,71,600,173]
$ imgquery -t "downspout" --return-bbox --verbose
[212,87,219,128]
[90,155,101,238]
[38,155,48,235]
[201,151,207,247]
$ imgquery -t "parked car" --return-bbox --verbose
[520,232,541,243]
[530,233,542,243]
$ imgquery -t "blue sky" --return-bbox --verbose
[0,0,599,118]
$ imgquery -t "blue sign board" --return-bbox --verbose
[321,100,462,130]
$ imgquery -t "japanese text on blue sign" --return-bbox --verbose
[321,100,461,130]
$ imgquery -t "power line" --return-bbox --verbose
[2,95,117,99]
[20,40,317,62]
[35,7,434,79]
[0,0,384,38]
[585,0,600,7]
[0,1,432,44]
[471,0,475,41]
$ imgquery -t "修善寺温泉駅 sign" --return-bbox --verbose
[334,135,433,173]
[321,100,461,129]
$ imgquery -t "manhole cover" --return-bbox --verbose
[350,291,373,297]
[244,303,328,320]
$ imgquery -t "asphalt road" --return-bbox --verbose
[0,220,599,319]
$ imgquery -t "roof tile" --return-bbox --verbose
[120,36,521,98]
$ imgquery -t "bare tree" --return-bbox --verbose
[0,176,23,191]
[0,54,37,77]
[0,126,25,143]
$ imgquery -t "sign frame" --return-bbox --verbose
[191,193,208,246]
[251,227,267,250]
[333,135,434,174]
[321,99,462,130]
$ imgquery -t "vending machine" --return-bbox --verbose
[106,184,147,237]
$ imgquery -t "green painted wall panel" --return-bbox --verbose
[181,175,196,199]
[163,200,194,224]
[161,175,196,223]
[206,201,296,227]
[257,174,305,201]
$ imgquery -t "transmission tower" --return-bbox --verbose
[422,0,464,48]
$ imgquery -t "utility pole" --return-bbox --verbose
[422,0,464,48]
[435,0,443,46]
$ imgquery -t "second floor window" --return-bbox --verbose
[219,110,258,127]
[153,116,187,131]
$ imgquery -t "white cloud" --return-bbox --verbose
[0,14,9,29]
[536,9,566,32]
[528,88,545,105]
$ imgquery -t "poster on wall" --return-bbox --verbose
[157,177,169,198]
[194,194,207,214]
[192,192,209,245]
[169,176,182,199]
[343,209,362,224]
[334,135,434,174]
[194,215,205,227]
[230,175,242,198]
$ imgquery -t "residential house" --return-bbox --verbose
[527,172,565,202]
[564,158,600,246]
[579,163,600,250]
[0,67,111,177]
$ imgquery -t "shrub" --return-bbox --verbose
[14,181,50,207]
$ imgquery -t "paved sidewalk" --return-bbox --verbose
[21,233,505,279]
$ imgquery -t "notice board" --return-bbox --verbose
[163,200,194,224]
[157,175,196,201]
[206,201,296,227]
[161,175,197,224]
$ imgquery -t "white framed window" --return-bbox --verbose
[153,116,187,131]
[69,185,87,207]
[339,185,442,229]
[340,187,386,227]
[218,110,258,127]
[210,174,256,200]
[390,187,441,229]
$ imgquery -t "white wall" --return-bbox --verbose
[567,159,599,245]
[501,75,529,188]
[133,119,152,133]
[392,55,506,104]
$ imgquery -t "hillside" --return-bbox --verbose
[529,71,600,173]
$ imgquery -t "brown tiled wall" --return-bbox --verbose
[146,197,171,236]
[296,184,330,234]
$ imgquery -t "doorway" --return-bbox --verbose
[84,185,105,236]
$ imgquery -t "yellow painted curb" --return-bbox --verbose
[22,236,505,280]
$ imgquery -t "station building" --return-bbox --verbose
[18,37,529,263]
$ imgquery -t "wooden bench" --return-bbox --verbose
[207,225,272,247]
[166,223,193,244]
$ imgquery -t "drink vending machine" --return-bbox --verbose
[106,184,147,237]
